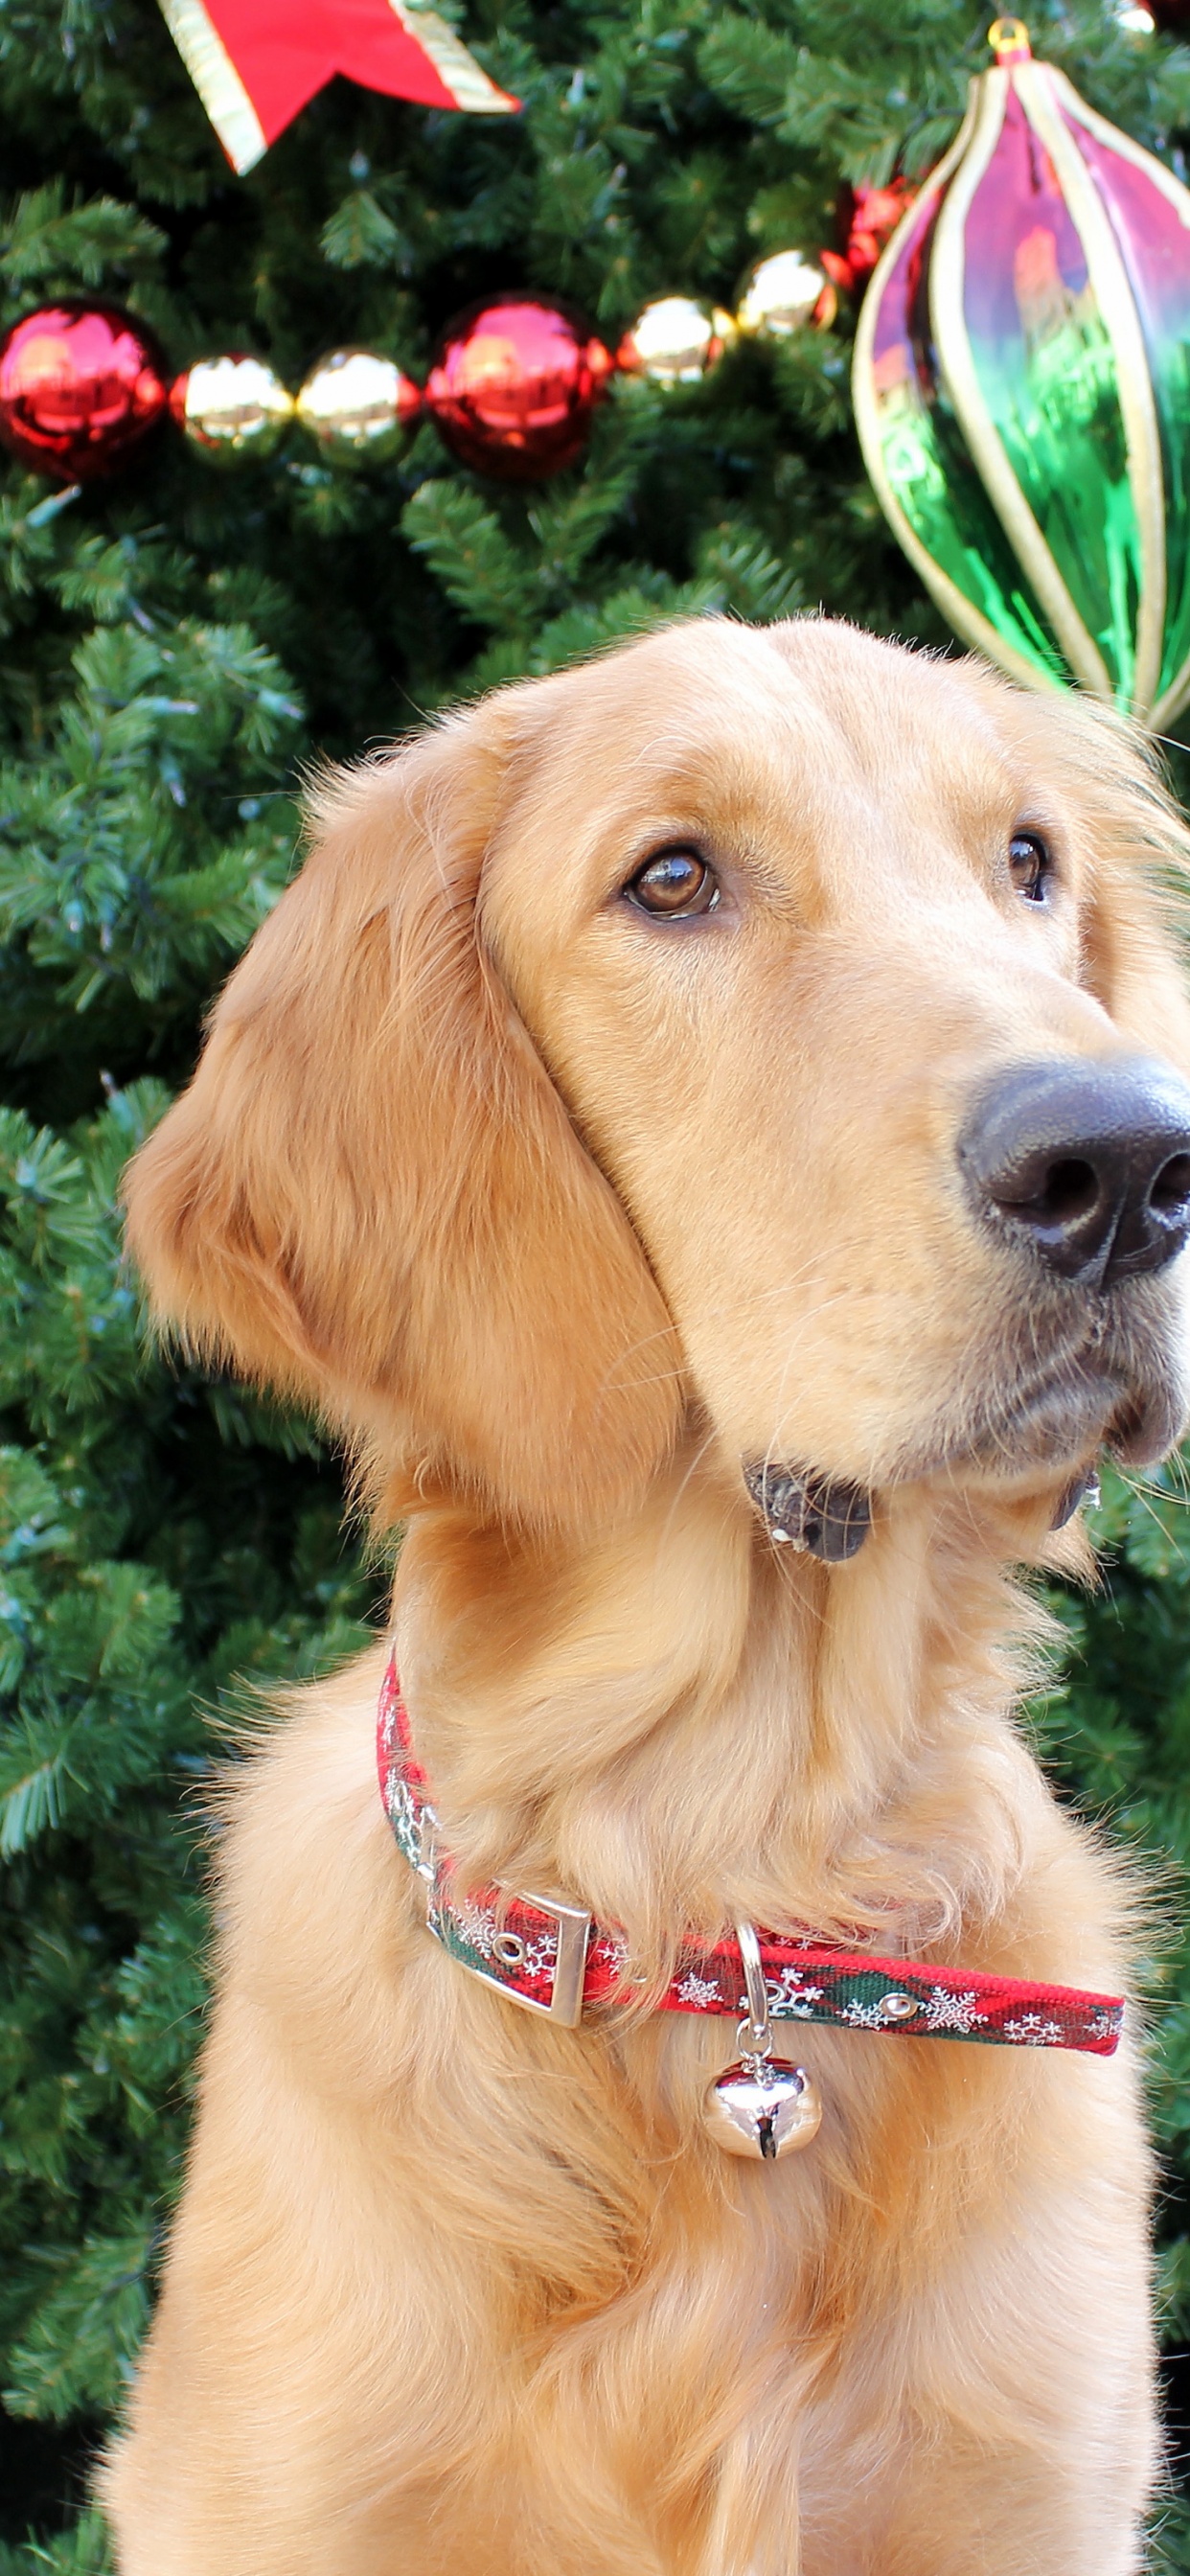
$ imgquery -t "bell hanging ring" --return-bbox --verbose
[702,1921,823,2162]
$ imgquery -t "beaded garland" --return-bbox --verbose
[0,240,855,493]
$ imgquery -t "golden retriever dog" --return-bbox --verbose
[104,616,1190,2576]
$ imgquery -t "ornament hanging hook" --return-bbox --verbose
[987,17,1032,60]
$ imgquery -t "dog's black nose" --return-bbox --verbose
[960,1057,1190,1288]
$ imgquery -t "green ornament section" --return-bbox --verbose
[866,183,1072,687]
[4,3,1190,2570]
[962,86,1140,703]
[1068,105,1190,710]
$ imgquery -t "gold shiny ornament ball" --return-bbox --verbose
[170,355,295,464]
[617,296,731,386]
[736,251,837,340]
[295,348,423,466]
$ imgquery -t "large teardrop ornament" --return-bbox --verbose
[853,17,1190,726]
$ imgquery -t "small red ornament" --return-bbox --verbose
[820,181,916,294]
[424,296,614,481]
[0,302,169,484]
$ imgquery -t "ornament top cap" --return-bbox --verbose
[987,16,1033,61]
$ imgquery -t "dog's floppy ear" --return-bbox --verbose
[122,700,683,1535]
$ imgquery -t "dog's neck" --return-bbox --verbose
[390,1444,1069,1981]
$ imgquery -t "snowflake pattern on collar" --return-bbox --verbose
[377,1656,1126,2058]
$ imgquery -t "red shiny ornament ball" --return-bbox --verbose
[424,296,614,481]
[0,302,168,484]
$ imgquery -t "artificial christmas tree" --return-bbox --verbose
[5,0,1190,2565]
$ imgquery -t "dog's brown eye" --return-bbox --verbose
[1009,831,1051,904]
[625,849,719,918]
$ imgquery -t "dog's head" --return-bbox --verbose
[123,617,1190,1548]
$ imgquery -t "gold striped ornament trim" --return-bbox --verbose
[1017,61,1165,714]
[388,0,516,119]
[851,96,1063,699]
[157,0,266,174]
[1054,79,1190,729]
[927,67,1113,701]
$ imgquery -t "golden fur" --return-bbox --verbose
[103,618,1190,2573]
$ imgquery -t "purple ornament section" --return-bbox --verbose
[864,179,1068,683]
[962,87,1136,702]
[1065,106,1190,704]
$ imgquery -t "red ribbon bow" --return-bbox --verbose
[158,0,518,172]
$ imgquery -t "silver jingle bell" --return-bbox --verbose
[703,2053,822,2160]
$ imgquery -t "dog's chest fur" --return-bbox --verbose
[160,1469,1146,2572]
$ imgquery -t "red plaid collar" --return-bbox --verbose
[377,1655,1124,2055]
